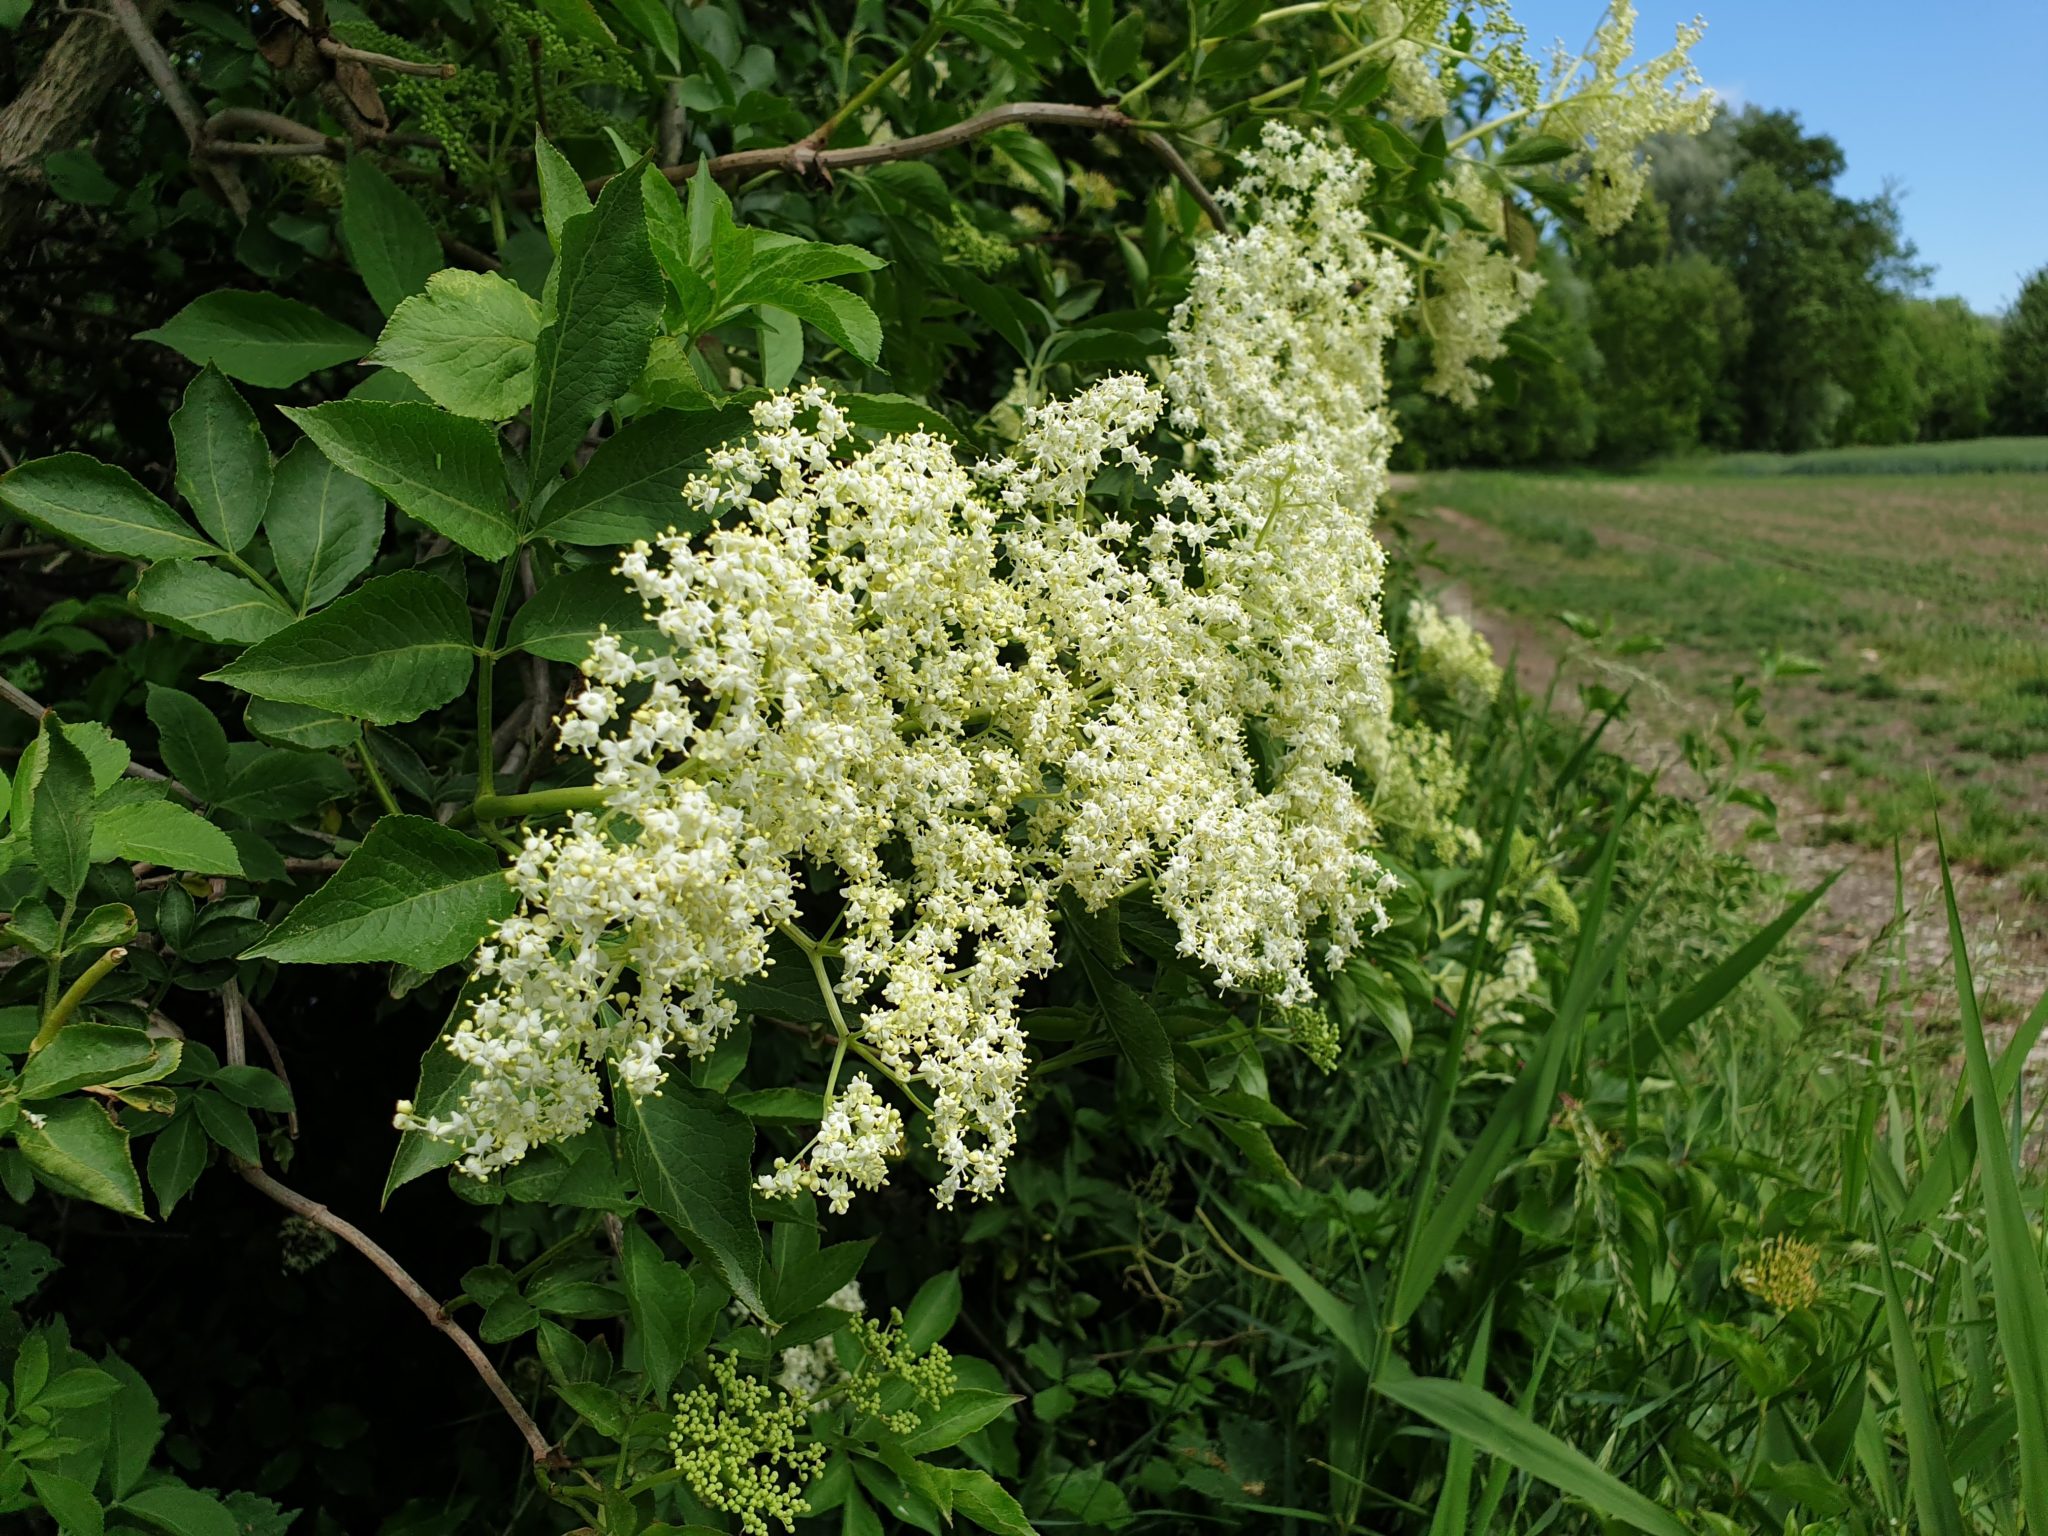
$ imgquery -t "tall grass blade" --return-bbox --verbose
[1373,1374,1689,1536]
[1936,828,2048,1536]
[1426,1303,1492,1536]
[1897,982,2048,1226]
[1872,1200,1966,1536]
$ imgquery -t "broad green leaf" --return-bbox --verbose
[282,401,513,560]
[619,1223,695,1400]
[16,1096,145,1218]
[534,405,749,544]
[27,1469,103,1536]
[147,1108,208,1218]
[893,1389,1020,1455]
[245,698,357,751]
[263,437,385,613]
[206,570,475,724]
[903,1270,962,1352]
[616,1075,767,1317]
[939,1470,1038,1536]
[146,684,228,798]
[195,1091,260,1162]
[1380,1372,1690,1536]
[743,278,881,364]
[529,169,664,482]
[243,815,513,969]
[213,743,354,821]
[20,1025,160,1100]
[119,1482,244,1536]
[385,983,482,1201]
[103,1353,164,1500]
[0,453,215,561]
[136,290,372,388]
[507,565,660,661]
[1081,952,1178,1119]
[31,718,97,899]
[610,0,680,67]
[90,798,243,876]
[371,270,544,420]
[170,365,271,552]
[756,303,803,388]
[743,239,888,287]
[342,156,442,315]
[534,133,593,248]
[131,561,293,644]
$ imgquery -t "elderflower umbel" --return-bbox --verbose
[1422,231,1544,406]
[669,1354,825,1536]
[1538,2,1713,235]
[1408,599,1504,715]
[403,371,1400,1206]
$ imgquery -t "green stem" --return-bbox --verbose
[473,785,610,820]
[809,11,950,147]
[1120,1,1353,108]
[221,550,292,610]
[358,730,403,816]
[1184,36,1392,128]
[39,896,73,1023]
[476,557,522,800]
[31,945,127,1052]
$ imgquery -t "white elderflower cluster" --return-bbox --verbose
[1164,123,1410,511]
[1408,598,1504,714]
[1538,2,1713,235]
[406,375,1398,1204]
[1366,0,1453,120]
[775,1281,864,1400]
[1422,231,1544,406]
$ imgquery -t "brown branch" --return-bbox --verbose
[220,979,246,1067]
[524,101,1230,231]
[439,233,504,273]
[238,1163,562,1466]
[323,41,454,78]
[104,0,251,221]
[236,990,299,1138]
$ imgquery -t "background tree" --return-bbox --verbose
[1994,265,2048,433]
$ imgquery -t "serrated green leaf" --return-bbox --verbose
[20,1026,160,1100]
[616,1075,766,1317]
[131,561,293,645]
[742,279,881,364]
[620,1223,695,1400]
[16,1097,145,1218]
[136,291,371,388]
[31,718,96,899]
[534,133,593,249]
[120,1481,244,1536]
[263,437,386,613]
[206,571,474,724]
[147,1109,208,1219]
[342,156,442,315]
[534,405,748,545]
[507,565,660,661]
[243,815,512,969]
[146,685,228,799]
[89,798,243,875]
[371,270,543,420]
[0,454,215,561]
[282,401,512,560]
[529,169,664,482]
[170,365,271,552]
[27,1468,103,1536]
[244,697,357,751]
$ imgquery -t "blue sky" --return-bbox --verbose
[1507,0,2048,312]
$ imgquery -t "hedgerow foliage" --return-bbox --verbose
[3,5,2043,1536]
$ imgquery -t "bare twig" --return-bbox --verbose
[220,978,246,1067]
[103,0,251,221]
[1093,1329,1264,1363]
[282,856,347,874]
[268,0,454,76]
[439,233,504,273]
[236,991,299,1138]
[522,101,1229,231]
[201,106,342,154]
[238,1164,562,1466]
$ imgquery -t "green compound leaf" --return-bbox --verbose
[19,1025,161,1100]
[507,565,661,662]
[616,1075,767,1318]
[16,1097,145,1219]
[282,401,514,561]
[263,437,386,613]
[244,815,513,970]
[31,718,97,900]
[619,1222,695,1400]
[119,1481,246,1536]
[170,365,271,553]
[371,270,544,420]
[342,156,443,316]
[136,290,372,389]
[131,561,293,646]
[0,453,216,562]
[206,570,474,725]
[529,168,664,483]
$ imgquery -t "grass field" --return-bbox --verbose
[1405,460,2048,886]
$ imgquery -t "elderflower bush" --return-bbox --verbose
[0,1,1724,1529]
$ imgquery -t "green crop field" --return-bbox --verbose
[1406,461,2048,880]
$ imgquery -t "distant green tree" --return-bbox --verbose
[1903,296,2000,440]
[1993,267,2048,434]
[1583,195,1747,459]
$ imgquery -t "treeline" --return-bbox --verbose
[1398,105,2048,467]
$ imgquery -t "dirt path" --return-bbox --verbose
[1394,484,2048,1043]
